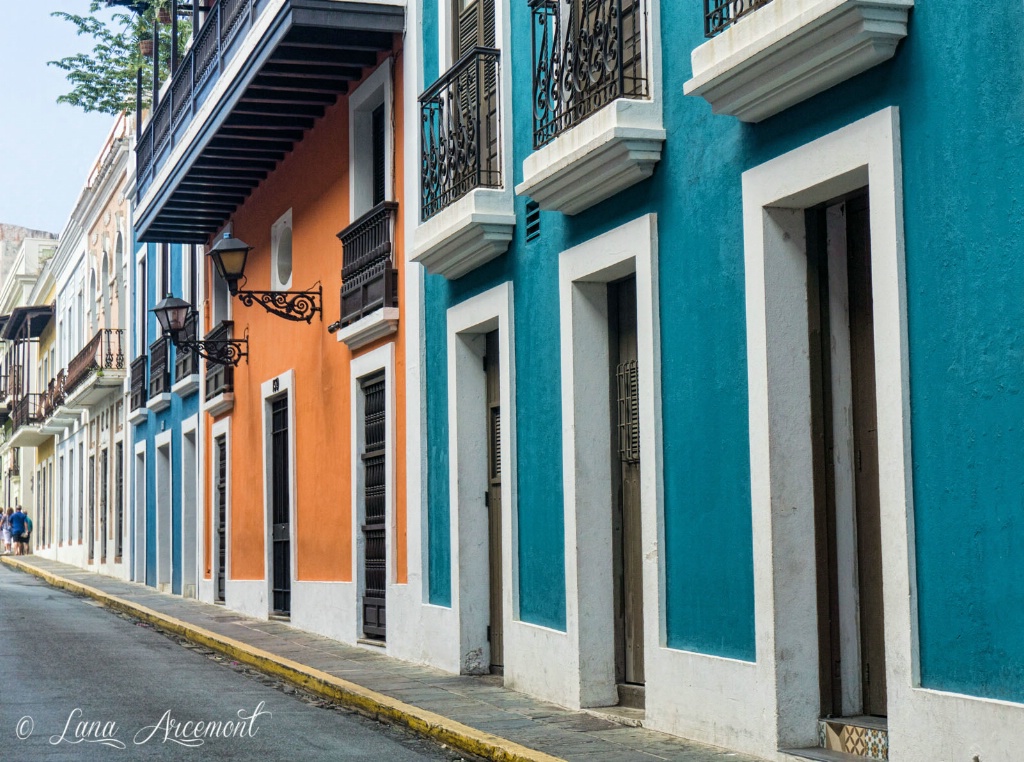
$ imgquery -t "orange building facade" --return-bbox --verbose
[132,0,407,644]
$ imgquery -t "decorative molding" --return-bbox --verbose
[411,190,514,280]
[204,392,234,418]
[684,0,913,123]
[517,100,664,215]
[336,307,399,352]
[127,406,150,426]
[146,392,172,414]
[172,374,200,398]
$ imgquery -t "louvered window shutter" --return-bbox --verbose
[371,104,386,207]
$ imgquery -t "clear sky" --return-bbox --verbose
[0,2,125,236]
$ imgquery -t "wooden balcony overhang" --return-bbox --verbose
[1,306,53,341]
[135,0,404,244]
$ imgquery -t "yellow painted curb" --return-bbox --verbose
[2,557,564,762]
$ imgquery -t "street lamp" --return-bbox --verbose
[152,293,248,366]
[208,232,322,323]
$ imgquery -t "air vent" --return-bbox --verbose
[525,200,541,242]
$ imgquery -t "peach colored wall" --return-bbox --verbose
[203,46,407,585]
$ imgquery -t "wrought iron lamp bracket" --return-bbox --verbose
[175,326,249,367]
[233,280,323,324]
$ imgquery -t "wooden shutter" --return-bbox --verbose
[372,104,386,207]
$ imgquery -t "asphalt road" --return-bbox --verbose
[0,565,467,761]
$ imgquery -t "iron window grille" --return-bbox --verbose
[174,310,200,380]
[530,0,648,149]
[420,47,502,220]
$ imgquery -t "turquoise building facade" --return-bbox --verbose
[400,1,1024,760]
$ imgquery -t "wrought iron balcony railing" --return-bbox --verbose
[130,355,148,412]
[41,371,66,420]
[704,0,772,38]
[338,201,399,327]
[205,322,235,401]
[7,364,22,399]
[530,0,648,149]
[420,48,501,221]
[137,0,262,194]
[149,336,172,398]
[65,329,125,394]
[174,311,200,381]
[12,393,44,431]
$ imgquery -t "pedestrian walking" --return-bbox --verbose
[20,513,32,555]
[9,507,26,556]
[1,508,10,554]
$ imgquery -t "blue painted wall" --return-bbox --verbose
[132,242,200,596]
[421,0,1024,692]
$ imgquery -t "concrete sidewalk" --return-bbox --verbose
[2,555,760,762]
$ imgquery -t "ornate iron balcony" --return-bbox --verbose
[704,0,773,38]
[41,371,66,420]
[530,0,649,149]
[338,201,399,327]
[130,355,148,412]
[149,335,172,398]
[65,329,125,394]
[12,393,44,431]
[204,322,236,401]
[420,48,502,220]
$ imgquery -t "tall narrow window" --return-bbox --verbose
[115,442,124,561]
[215,435,227,603]
[77,443,84,544]
[372,104,386,207]
[361,374,387,640]
[454,0,496,58]
[270,398,291,616]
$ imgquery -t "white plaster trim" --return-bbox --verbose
[133,441,147,583]
[211,417,232,604]
[741,107,914,757]
[154,430,173,590]
[290,580,358,644]
[270,208,293,292]
[557,213,662,710]
[350,343,396,642]
[684,0,913,123]
[171,373,200,398]
[349,58,394,221]
[410,190,515,280]
[203,392,234,417]
[517,104,664,215]
[146,392,172,413]
[128,405,150,426]
[180,416,199,598]
[261,370,296,616]
[336,307,399,351]
[445,283,521,679]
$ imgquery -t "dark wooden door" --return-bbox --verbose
[485,331,503,672]
[99,449,108,563]
[611,277,644,686]
[270,398,291,616]
[88,455,95,562]
[115,443,124,562]
[809,191,886,717]
[215,435,227,603]
[847,194,887,716]
[362,375,387,640]
[453,0,495,57]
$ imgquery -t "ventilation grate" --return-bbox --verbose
[525,200,541,242]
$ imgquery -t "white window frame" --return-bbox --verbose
[270,209,293,292]
[445,281,516,674]
[350,343,397,642]
[349,59,393,221]
[261,370,296,615]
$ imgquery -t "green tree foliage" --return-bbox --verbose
[49,1,192,115]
